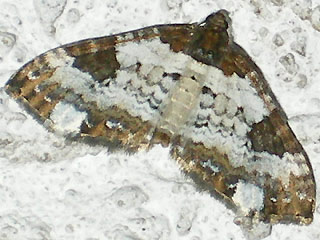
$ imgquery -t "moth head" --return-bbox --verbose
[202,9,231,32]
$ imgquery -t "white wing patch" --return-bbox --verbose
[232,181,264,215]
[50,101,87,135]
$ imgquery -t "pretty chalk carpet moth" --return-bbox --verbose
[5,10,315,238]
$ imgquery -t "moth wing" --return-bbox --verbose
[170,41,315,225]
[5,24,194,152]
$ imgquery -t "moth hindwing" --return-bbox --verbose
[5,9,315,235]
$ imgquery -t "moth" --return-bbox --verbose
[5,9,315,237]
